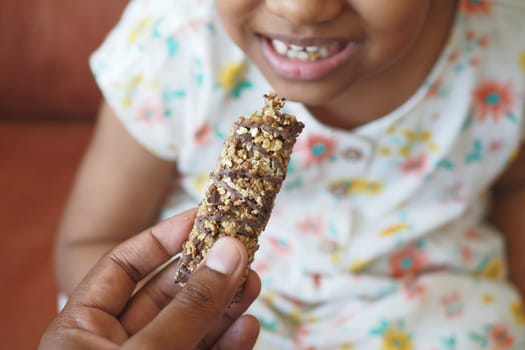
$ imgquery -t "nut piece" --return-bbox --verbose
[174,92,304,299]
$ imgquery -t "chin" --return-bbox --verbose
[264,76,347,107]
[252,57,358,107]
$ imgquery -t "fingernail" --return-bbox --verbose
[206,238,241,275]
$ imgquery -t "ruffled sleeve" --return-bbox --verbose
[89,0,216,160]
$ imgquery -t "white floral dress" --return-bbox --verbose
[91,0,525,348]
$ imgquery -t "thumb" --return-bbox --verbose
[124,237,249,349]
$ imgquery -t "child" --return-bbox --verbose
[55,0,525,348]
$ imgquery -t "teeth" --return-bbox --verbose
[272,39,288,55]
[271,38,338,61]
[286,50,299,59]
[297,51,310,60]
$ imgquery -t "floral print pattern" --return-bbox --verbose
[473,81,516,122]
[510,301,525,326]
[217,62,252,97]
[460,0,493,16]
[295,134,337,167]
[381,328,413,350]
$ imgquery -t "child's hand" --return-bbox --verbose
[39,209,261,350]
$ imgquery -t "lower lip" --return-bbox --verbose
[260,37,358,81]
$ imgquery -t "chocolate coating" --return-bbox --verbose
[174,92,304,299]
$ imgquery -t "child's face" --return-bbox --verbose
[216,0,443,105]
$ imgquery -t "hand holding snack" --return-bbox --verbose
[40,209,261,350]
[174,92,304,297]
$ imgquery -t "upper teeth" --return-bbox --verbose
[271,39,331,61]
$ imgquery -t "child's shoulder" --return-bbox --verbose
[90,0,230,85]
[106,0,218,42]
[118,0,216,23]
[462,0,525,52]
[88,0,247,161]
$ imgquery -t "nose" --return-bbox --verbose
[266,0,345,25]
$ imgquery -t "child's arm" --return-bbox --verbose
[491,143,525,300]
[54,102,176,295]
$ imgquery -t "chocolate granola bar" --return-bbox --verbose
[174,92,304,295]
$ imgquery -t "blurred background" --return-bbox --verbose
[0,1,127,348]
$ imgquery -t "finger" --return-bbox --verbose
[197,269,261,348]
[68,208,196,316]
[214,315,260,350]
[120,254,260,338]
[123,237,249,349]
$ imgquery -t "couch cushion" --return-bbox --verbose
[0,0,127,121]
[0,122,93,349]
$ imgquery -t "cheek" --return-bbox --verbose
[216,0,259,44]
[215,0,261,27]
[353,0,431,30]
[353,0,431,62]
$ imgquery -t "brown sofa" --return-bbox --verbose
[0,1,127,348]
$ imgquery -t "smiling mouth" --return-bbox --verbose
[267,37,346,62]
[258,34,359,81]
